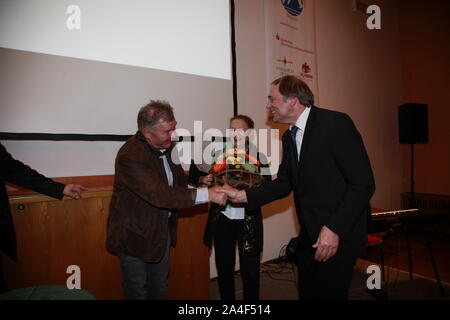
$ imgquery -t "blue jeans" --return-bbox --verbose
[118,236,170,300]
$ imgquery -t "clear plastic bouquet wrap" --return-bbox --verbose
[210,148,263,190]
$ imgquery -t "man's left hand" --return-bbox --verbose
[312,226,339,262]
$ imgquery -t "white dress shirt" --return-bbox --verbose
[290,106,311,161]
[221,204,245,220]
[160,150,208,216]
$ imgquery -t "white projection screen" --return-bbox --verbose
[0,0,233,135]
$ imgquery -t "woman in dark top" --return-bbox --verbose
[189,115,270,300]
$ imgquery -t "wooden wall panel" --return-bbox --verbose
[3,186,210,300]
[169,204,210,300]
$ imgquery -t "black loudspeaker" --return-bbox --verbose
[398,103,429,144]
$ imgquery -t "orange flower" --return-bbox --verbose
[212,162,227,173]
[245,154,260,166]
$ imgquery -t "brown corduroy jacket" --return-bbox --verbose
[106,132,196,262]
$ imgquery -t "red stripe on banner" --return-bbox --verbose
[280,42,314,55]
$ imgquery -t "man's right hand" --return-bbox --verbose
[63,184,87,200]
[208,185,227,206]
[218,183,247,203]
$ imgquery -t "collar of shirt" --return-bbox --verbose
[290,106,311,133]
[136,131,172,156]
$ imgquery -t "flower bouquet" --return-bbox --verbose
[210,148,264,190]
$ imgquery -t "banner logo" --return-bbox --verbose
[281,0,305,17]
[276,56,294,65]
[301,62,311,74]
[300,61,313,80]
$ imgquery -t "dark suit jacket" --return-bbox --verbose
[106,132,196,262]
[0,143,65,261]
[246,106,375,258]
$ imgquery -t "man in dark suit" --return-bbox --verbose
[220,75,375,299]
[0,143,86,291]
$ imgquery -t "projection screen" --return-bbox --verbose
[0,0,233,136]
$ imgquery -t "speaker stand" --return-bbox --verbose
[405,143,416,280]
[409,142,415,209]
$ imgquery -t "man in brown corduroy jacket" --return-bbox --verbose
[106,100,226,300]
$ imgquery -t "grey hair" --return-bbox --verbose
[137,100,175,130]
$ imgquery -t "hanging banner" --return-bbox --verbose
[265,0,318,99]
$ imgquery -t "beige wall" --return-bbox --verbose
[399,0,450,196]
[315,0,404,210]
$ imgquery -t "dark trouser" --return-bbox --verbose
[296,236,356,300]
[214,214,260,300]
[118,236,170,300]
[0,255,5,293]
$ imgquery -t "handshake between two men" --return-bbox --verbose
[204,173,247,207]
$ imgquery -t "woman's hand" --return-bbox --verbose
[199,174,214,186]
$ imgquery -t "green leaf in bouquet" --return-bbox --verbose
[242,163,258,173]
